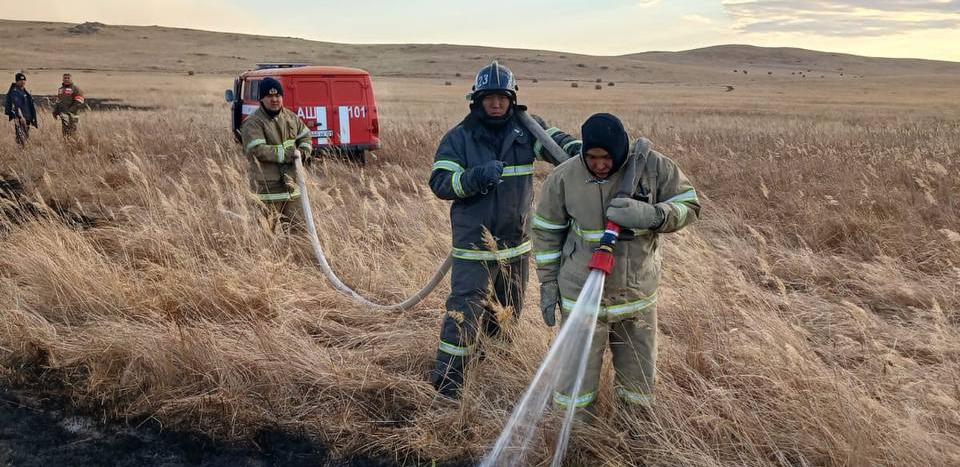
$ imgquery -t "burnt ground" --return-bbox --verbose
[0,94,157,112]
[0,381,412,467]
[0,178,98,231]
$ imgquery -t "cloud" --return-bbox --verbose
[682,14,715,24]
[722,0,960,36]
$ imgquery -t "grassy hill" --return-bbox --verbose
[3,19,960,83]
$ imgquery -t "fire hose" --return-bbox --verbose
[294,110,573,310]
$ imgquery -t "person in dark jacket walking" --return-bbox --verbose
[428,61,582,399]
[4,72,38,147]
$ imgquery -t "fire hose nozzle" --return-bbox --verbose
[588,222,622,276]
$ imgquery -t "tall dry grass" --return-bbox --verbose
[1,76,959,466]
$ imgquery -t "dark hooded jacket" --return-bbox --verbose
[4,84,38,127]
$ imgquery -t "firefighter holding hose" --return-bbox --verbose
[429,61,582,399]
[532,113,700,418]
[240,77,313,230]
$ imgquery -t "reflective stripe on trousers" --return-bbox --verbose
[451,240,531,261]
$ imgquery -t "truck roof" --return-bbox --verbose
[242,65,370,77]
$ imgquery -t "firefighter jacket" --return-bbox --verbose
[430,113,581,262]
[532,138,701,322]
[240,106,313,202]
[53,84,85,115]
[4,84,37,126]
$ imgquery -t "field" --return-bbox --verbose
[2,25,960,465]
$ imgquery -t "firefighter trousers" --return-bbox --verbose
[554,306,658,416]
[431,255,529,397]
[257,197,304,234]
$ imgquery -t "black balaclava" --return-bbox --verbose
[580,113,629,177]
[470,90,515,129]
[258,77,284,117]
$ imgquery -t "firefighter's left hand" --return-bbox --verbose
[606,197,664,230]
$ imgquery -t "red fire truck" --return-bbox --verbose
[226,64,381,164]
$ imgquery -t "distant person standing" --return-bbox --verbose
[4,72,38,147]
[52,73,85,138]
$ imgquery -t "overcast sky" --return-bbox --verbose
[5,0,960,61]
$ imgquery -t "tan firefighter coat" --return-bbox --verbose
[532,138,701,322]
[240,107,313,202]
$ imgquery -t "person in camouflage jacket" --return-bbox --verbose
[52,73,85,138]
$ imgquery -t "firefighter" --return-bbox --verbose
[240,77,313,230]
[52,73,85,138]
[4,72,38,147]
[429,60,582,399]
[532,113,700,418]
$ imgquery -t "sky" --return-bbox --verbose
[5,0,960,61]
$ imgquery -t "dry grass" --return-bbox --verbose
[1,73,959,466]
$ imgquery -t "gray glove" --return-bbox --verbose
[606,197,664,230]
[539,281,560,327]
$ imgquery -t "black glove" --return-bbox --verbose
[465,160,504,193]
[530,114,548,130]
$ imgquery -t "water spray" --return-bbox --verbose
[482,221,624,467]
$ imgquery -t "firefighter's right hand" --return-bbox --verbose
[539,281,560,327]
[474,160,505,187]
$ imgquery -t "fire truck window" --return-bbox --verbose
[248,81,260,101]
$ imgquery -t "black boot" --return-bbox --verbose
[431,353,465,400]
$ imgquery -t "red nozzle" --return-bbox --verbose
[588,248,615,275]
[588,222,623,275]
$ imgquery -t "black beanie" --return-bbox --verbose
[14,72,26,81]
[581,113,629,173]
[258,77,283,100]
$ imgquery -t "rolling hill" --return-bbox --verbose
[3,19,959,83]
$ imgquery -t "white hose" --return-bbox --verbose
[294,154,451,310]
[292,113,569,310]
